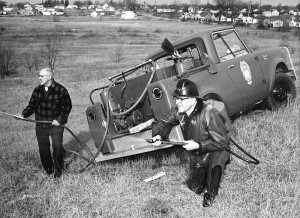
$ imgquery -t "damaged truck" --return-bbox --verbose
[83,26,297,167]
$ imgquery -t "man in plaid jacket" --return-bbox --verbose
[17,68,72,178]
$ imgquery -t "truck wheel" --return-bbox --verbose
[265,73,296,110]
[203,94,223,102]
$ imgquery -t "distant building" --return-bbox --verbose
[66,5,78,9]
[3,7,14,12]
[120,11,137,19]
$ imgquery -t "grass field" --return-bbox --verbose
[0,16,299,217]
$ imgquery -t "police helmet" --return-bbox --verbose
[172,79,199,98]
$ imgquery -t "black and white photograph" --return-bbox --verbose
[0,0,299,217]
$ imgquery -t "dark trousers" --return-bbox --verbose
[186,153,222,195]
[35,125,65,175]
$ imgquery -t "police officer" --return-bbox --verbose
[151,78,231,207]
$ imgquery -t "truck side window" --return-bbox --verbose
[213,30,248,62]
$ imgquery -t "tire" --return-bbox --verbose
[203,94,223,102]
[265,73,296,110]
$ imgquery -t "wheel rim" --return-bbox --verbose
[273,81,290,103]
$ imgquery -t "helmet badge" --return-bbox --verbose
[240,60,252,85]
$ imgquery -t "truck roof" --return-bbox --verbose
[146,25,234,63]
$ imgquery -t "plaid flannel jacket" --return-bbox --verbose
[22,80,72,128]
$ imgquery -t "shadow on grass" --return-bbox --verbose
[64,130,92,153]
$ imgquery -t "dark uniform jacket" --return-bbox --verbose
[22,80,72,128]
[152,99,231,188]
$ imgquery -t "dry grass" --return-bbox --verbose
[0,16,299,218]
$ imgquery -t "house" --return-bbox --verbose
[156,8,164,14]
[35,5,44,11]
[271,10,279,16]
[272,19,283,27]
[237,13,258,24]
[219,14,227,22]
[120,11,137,19]
[66,5,78,9]
[188,6,196,13]
[54,5,65,10]
[199,11,215,22]
[42,10,51,15]
[289,15,300,27]
[3,7,14,12]
[96,4,115,12]
[241,8,247,13]
[262,11,272,17]
[24,4,32,10]
[91,11,100,18]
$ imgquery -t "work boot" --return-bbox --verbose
[202,190,216,207]
[45,168,54,175]
[54,170,62,178]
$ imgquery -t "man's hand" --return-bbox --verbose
[182,140,199,151]
[14,114,24,120]
[151,135,162,147]
[52,119,60,126]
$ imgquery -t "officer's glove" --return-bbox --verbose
[151,135,162,147]
[182,140,199,151]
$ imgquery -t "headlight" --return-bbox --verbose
[152,87,163,100]
[87,110,96,122]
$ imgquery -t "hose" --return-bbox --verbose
[110,65,156,116]
[79,63,157,173]
[228,136,260,164]
[11,118,96,172]
[210,135,260,165]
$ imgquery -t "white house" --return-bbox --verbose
[188,6,196,13]
[91,11,98,18]
[156,8,164,14]
[54,5,65,10]
[271,9,279,16]
[120,11,137,19]
[66,5,78,9]
[95,4,115,12]
[272,19,283,27]
[35,5,44,11]
[289,16,300,27]
[42,10,51,15]
[3,7,14,12]
[24,4,32,10]
[262,11,272,17]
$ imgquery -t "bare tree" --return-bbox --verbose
[21,50,44,73]
[214,0,237,23]
[39,31,63,71]
[109,46,125,63]
[0,42,19,79]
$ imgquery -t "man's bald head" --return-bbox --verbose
[40,68,53,78]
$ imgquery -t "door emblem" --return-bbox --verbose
[240,60,252,85]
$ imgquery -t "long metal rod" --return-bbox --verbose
[0,111,24,119]
[108,59,153,81]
